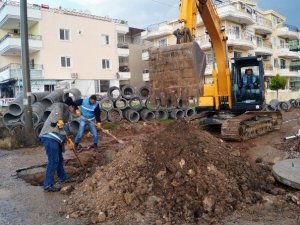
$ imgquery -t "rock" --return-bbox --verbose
[156,170,166,180]
[61,185,74,194]
[270,187,286,195]
[179,159,186,168]
[124,192,135,205]
[98,211,106,222]
[70,211,79,219]
[203,196,214,212]
[187,169,196,177]
[266,175,276,184]
[155,220,163,225]
[230,150,241,157]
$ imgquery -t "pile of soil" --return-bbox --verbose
[64,121,270,224]
[278,138,300,159]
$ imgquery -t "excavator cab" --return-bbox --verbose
[230,56,265,113]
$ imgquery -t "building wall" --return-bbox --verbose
[37,10,118,81]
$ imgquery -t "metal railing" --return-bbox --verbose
[0,63,43,73]
[0,33,42,44]
[117,42,129,49]
[282,23,300,32]
[255,15,272,28]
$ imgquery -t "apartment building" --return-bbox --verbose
[0,1,130,98]
[141,0,300,102]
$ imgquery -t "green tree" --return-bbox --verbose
[269,74,287,99]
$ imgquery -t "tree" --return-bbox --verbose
[269,74,287,99]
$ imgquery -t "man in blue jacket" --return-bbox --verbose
[239,68,260,100]
[74,95,102,151]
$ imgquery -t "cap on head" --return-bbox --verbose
[64,97,74,106]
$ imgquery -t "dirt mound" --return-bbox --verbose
[64,121,268,224]
[278,138,300,159]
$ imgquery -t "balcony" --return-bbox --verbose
[289,41,300,52]
[195,35,211,50]
[119,56,129,67]
[227,30,255,50]
[0,33,42,55]
[217,3,255,26]
[142,49,149,61]
[0,63,43,82]
[118,66,131,80]
[0,2,41,29]
[113,19,129,34]
[278,68,299,77]
[142,70,149,82]
[277,24,299,40]
[141,22,173,41]
[117,45,129,57]
[263,63,273,76]
[255,42,272,55]
[277,46,300,59]
[290,61,300,71]
[253,16,272,34]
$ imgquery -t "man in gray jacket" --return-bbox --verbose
[39,97,76,192]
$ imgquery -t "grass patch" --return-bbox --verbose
[159,119,175,125]
[103,122,122,130]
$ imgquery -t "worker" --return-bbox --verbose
[39,97,76,192]
[74,95,102,151]
[239,68,260,100]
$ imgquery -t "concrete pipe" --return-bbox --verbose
[32,92,49,102]
[140,109,155,122]
[155,109,169,121]
[289,99,297,108]
[100,110,108,122]
[266,99,279,111]
[8,94,35,116]
[165,99,173,109]
[3,112,21,126]
[108,108,123,122]
[123,108,140,123]
[42,104,56,122]
[100,97,114,111]
[129,96,143,111]
[296,99,300,108]
[114,98,128,110]
[34,122,44,141]
[21,102,45,126]
[69,119,80,135]
[41,89,64,108]
[278,101,292,112]
[145,98,160,110]
[107,86,121,101]
[138,86,150,100]
[176,98,188,109]
[169,109,185,120]
[185,108,196,117]
[63,88,81,102]
[121,85,135,100]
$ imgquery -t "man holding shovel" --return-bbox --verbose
[74,95,102,151]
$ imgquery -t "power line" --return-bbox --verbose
[148,0,178,8]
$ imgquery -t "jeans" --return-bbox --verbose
[241,87,260,100]
[41,137,67,189]
[75,117,98,145]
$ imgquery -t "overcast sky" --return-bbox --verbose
[26,0,300,29]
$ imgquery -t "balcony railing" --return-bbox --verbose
[0,33,42,44]
[290,61,300,71]
[289,41,300,52]
[277,24,300,40]
[0,63,44,81]
[117,42,129,49]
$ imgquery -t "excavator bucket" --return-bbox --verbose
[149,41,207,107]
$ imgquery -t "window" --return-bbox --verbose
[234,51,242,58]
[158,39,167,47]
[274,58,279,68]
[272,37,277,48]
[280,59,286,69]
[102,59,111,69]
[256,36,263,47]
[101,34,110,45]
[60,29,70,40]
[280,39,285,48]
[61,57,71,67]
[272,17,278,27]
[95,80,110,93]
[231,26,240,39]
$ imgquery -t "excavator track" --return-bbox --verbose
[221,111,283,141]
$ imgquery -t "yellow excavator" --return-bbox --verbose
[149,0,282,141]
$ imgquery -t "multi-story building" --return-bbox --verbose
[0,1,130,98]
[141,0,300,102]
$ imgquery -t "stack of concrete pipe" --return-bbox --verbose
[264,98,300,112]
[3,88,81,140]
[98,85,196,123]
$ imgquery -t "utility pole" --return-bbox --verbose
[20,0,35,146]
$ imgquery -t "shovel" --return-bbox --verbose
[66,137,85,168]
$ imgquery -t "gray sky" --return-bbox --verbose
[26,0,299,29]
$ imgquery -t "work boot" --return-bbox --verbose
[44,185,61,192]
[59,175,72,184]
[89,143,98,151]
[74,144,82,152]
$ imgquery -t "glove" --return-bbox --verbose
[96,122,102,130]
[75,109,81,117]
[57,119,64,129]
[66,138,74,150]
